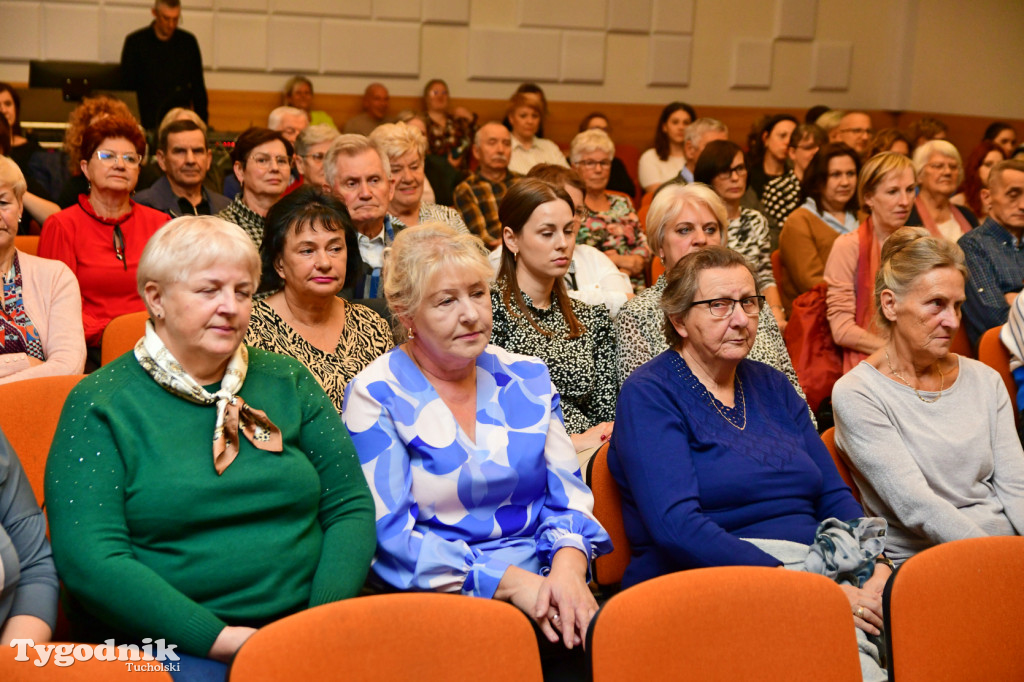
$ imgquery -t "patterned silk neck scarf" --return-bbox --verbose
[134,320,282,474]
[0,252,44,360]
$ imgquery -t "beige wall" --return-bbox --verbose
[0,0,1021,119]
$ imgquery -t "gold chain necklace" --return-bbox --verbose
[708,376,746,430]
[885,348,945,404]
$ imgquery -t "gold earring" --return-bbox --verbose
[408,328,415,339]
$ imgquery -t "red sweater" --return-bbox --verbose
[39,196,169,346]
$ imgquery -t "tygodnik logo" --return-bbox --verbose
[10,638,181,671]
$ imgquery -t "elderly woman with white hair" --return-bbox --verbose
[369,122,467,232]
[343,222,610,665]
[615,182,805,402]
[293,124,339,190]
[0,157,85,382]
[46,215,375,679]
[570,128,651,290]
[906,139,979,240]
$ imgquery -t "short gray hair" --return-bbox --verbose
[294,124,339,157]
[912,139,964,186]
[569,128,615,163]
[369,122,427,163]
[268,106,308,130]
[383,222,491,332]
[322,134,392,188]
[646,182,728,256]
[875,226,967,331]
[815,110,845,133]
[684,118,727,148]
[137,216,261,300]
[0,156,27,201]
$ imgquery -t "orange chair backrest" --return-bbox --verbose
[0,374,86,506]
[589,566,862,682]
[0,642,173,680]
[15,235,40,256]
[977,326,1016,413]
[101,311,150,366]
[951,323,973,359]
[885,536,1024,681]
[586,442,631,588]
[228,593,543,682]
[820,426,860,502]
[770,248,788,295]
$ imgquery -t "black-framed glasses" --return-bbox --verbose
[690,296,765,317]
[577,159,612,170]
[716,164,747,180]
[112,224,126,271]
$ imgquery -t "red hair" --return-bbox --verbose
[79,117,146,167]
[961,140,1007,218]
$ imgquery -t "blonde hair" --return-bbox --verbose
[646,183,728,256]
[913,139,964,186]
[157,108,207,139]
[858,152,915,210]
[874,226,967,331]
[369,122,427,164]
[0,156,27,200]
[383,222,492,334]
[137,216,261,300]
[569,129,615,163]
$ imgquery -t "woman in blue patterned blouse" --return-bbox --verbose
[343,222,610,652]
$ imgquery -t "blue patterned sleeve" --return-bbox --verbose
[343,364,507,599]
[534,387,613,570]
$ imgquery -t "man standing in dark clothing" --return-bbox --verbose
[120,0,208,130]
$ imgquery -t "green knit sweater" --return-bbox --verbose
[45,348,376,656]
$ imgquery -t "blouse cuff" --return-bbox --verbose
[180,610,231,658]
[8,582,59,631]
[541,535,593,583]
[464,555,512,600]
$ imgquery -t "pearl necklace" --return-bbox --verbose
[885,348,946,404]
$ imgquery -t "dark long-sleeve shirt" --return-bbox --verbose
[120,24,208,129]
[958,218,1024,347]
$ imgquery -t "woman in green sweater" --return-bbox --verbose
[44,216,376,680]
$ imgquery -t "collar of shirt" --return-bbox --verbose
[679,166,694,183]
[981,216,1024,249]
[801,197,858,234]
[356,215,399,270]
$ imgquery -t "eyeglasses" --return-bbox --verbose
[716,164,747,180]
[577,159,612,170]
[249,154,291,169]
[300,152,327,162]
[95,150,142,167]
[690,296,765,317]
[112,224,127,271]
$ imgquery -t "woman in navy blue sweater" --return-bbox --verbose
[609,244,892,679]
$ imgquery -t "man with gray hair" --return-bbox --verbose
[680,118,729,183]
[324,134,401,301]
[454,121,518,247]
[268,106,309,144]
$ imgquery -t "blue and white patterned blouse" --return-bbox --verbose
[343,344,611,599]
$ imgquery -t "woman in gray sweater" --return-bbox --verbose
[833,227,1024,565]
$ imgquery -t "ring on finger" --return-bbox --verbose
[855,606,865,619]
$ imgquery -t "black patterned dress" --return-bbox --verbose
[245,298,394,413]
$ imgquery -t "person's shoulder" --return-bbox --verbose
[67,355,145,405]
[568,295,612,322]
[172,28,201,48]
[482,344,553,383]
[832,360,880,399]
[132,202,172,225]
[207,190,231,213]
[123,25,152,46]
[347,300,390,328]
[957,355,1004,390]
[639,148,658,160]
[621,349,675,391]
[18,250,73,277]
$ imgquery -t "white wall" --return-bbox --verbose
[0,0,1021,118]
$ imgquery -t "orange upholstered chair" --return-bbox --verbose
[821,426,860,503]
[100,311,149,366]
[586,442,631,589]
[977,325,1016,413]
[15,235,40,256]
[884,536,1024,681]
[228,593,543,682]
[588,566,862,682]
[0,645,173,680]
[950,323,973,359]
[0,374,86,506]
